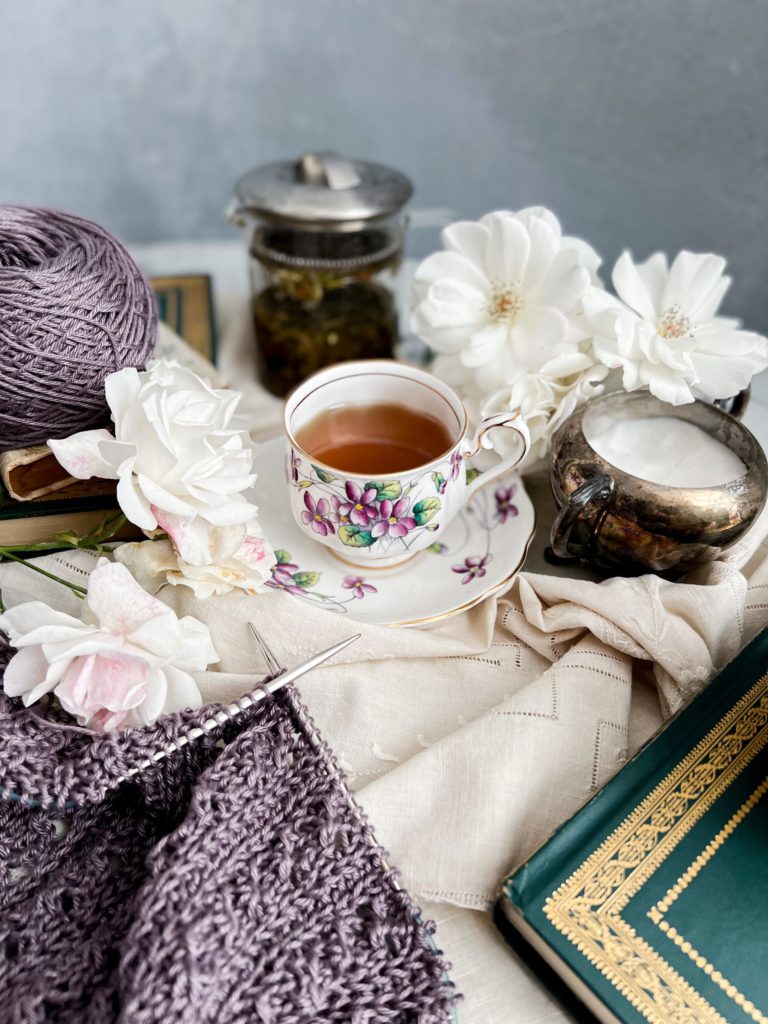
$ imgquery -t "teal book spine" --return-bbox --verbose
[498,627,768,1024]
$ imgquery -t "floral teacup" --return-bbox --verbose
[284,360,531,567]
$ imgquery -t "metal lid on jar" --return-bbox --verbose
[233,152,413,227]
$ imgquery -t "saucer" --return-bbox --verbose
[252,437,535,627]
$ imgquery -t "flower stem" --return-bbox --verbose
[0,540,72,554]
[0,550,88,597]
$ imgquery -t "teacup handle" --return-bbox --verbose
[462,413,531,501]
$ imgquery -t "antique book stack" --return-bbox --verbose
[497,626,768,1024]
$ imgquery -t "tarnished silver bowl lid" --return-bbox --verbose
[232,152,413,227]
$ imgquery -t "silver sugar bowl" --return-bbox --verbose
[549,391,768,575]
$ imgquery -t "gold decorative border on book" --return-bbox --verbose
[647,777,768,1024]
[543,673,768,1024]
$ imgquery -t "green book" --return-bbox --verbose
[497,627,768,1024]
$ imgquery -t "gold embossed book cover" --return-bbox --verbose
[497,626,768,1024]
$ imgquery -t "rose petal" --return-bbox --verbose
[0,602,85,644]
[485,214,531,284]
[460,323,508,369]
[441,220,491,270]
[612,251,660,320]
[135,667,169,725]
[86,559,174,638]
[632,252,669,316]
[2,646,56,700]
[519,214,559,290]
[113,540,179,595]
[533,251,591,311]
[48,429,122,481]
[511,307,568,368]
[104,366,143,427]
[413,250,490,297]
[117,468,157,531]
[136,474,197,519]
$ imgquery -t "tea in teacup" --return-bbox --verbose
[284,360,530,566]
[294,402,455,474]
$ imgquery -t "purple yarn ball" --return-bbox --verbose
[0,206,157,451]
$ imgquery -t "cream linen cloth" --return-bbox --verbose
[2,518,768,1024]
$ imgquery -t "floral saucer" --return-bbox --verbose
[252,437,535,627]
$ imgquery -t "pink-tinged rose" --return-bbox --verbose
[48,361,273,599]
[48,360,258,533]
[114,518,274,600]
[0,559,218,732]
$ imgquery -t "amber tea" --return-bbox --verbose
[295,402,456,474]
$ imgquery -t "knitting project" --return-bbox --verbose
[0,648,455,1023]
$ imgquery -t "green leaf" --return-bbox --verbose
[365,480,401,501]
[431,472,446,493]
[292,571,321,589]
[413,497,441,526]
[466,467,482,485]
[339,524,375,548]
[313,465,337,483]
[274,549,292,565]
[298,480,313,489]
[53,531,81,548]
[425,523,440,531]
[427,541,447,554]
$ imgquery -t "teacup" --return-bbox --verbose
[283,360,531,567]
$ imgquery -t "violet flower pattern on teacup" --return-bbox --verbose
[287,450,462,557]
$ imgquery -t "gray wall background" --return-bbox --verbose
[2,0,767,330]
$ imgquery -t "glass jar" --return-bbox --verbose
[229,152,412,397]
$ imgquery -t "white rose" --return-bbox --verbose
[114,518,274,599]
[0,559,218,733]
[411,206,608,393]
[474,351,608,469]
[49,360,258,544]
[589,250,768,405]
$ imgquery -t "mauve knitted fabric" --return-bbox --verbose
[0,206,156,450]
[0,650,454,1023]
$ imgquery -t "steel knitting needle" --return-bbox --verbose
[248,622,282,676]
[115,634,361,782]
